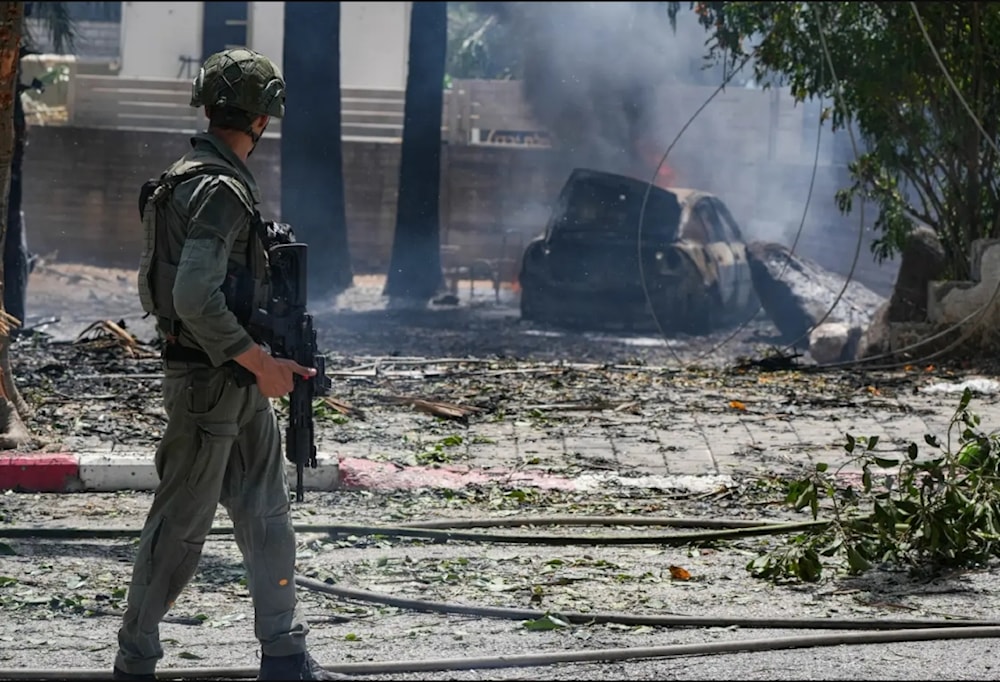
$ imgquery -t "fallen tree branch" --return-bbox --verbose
[321,397,367,420]
[384,395,482,422]
[523,401,642,414]
[74,320,158,359]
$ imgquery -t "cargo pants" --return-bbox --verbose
[115,363,309,676]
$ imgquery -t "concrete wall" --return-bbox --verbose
[119,1,411,88]
[119,2,201,78]
[20,126,897,295]
[249,2,284,72]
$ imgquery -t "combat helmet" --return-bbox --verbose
[190,48,285,119]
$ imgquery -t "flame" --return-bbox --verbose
[636,140,678,190]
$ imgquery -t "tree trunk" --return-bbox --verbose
[383,1,447,302]
[281,1,353,303]
[0,1,29,449]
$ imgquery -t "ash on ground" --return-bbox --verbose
[22,263,784,367]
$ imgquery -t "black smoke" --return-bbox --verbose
[492,2,724,180]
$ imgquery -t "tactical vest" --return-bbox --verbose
[137,156,269,337]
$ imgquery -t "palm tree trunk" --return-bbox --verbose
[383,1,447,302]
[0,1,30,448]
[281,1,353,301]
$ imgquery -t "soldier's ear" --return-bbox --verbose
[254,114,270,131]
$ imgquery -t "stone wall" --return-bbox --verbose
[20,125,897,294]
[20,126,571,274]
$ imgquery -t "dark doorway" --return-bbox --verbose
[201,1,249,59]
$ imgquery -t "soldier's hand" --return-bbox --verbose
[236,345,317,398]
[257,357,316,398]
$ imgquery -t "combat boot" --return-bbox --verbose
[112,666,155,680]
[258,651,354,680]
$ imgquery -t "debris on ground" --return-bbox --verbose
[920,377,1000,395]
[73,320,157,359]
[385,396,482,423]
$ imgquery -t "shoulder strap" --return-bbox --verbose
[139,159,251,221]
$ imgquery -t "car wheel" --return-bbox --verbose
[520,281,542,321]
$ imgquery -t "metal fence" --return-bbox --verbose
[67,74,416,141]
[62,74,558,144]
[60,74,819,160]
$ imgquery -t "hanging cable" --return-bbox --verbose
[804,2,1000,371]
[635,51,754,368]
[690,87,826,363]
[634,9,867,368]
[769,2,867,356]
[635,4,1000,374]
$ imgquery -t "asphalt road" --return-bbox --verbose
[1,489,998,680]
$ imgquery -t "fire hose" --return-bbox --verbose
[1,515,999,680]
[2,627,999,680]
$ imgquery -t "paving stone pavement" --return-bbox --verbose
[64,384,1000,485]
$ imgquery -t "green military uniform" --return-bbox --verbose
[114,50,325,680]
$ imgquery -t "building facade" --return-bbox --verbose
[118,1,412,88]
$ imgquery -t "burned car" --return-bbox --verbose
[518,168,758,333]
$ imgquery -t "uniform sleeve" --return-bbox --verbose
[172,179,256,366]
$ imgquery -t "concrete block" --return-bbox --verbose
[928,240,1000,327]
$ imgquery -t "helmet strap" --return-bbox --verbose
[245,119,268,158]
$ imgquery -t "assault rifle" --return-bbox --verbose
[249,222,331,502]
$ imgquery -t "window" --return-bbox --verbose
[59,2,121,22]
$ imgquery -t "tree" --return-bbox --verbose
[0,1,29,448]
[671,1,1000,278]
[445,2,520,81]
[0,2,75,447]
[383,1,448,303]
[281,1,353,302]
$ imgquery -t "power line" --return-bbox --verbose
[635,51,754,368]
[689,87,826,363]
[812,2,1000,371]
[637,2,1000,373]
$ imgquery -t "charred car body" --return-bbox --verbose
[518,168,757,334]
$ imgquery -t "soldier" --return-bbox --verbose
[113,49,345,681]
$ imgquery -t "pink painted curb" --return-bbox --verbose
[0,453,582,494]
[0,453,80,492]
[0,452,845,495]
[337,456,579,492]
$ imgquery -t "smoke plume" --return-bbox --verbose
[493,2,898,293]
[501,2,727,182]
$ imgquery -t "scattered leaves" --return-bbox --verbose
[751,389,1000,583]
[523,614,571,631]
[668,565,692,581]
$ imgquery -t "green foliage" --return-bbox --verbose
[670,1,1000,277]
[416,434,465,465]
[751,388,1000,583]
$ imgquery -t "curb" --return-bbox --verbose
[0,452,342,494]
[0,454,80,493]
[0,452,741,495]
